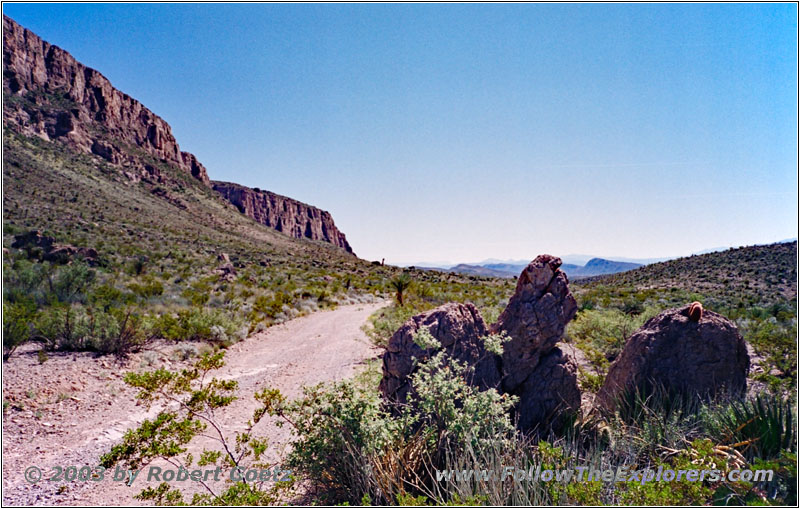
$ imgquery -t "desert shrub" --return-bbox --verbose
[33,304,146,354]
[740,319,797,392]
[148,308,243,343]
[48,261,96,304]
[405,350,517,453]
[127,280,164,300]
[364,301,431,348]
[266,332,517,505]
[89,283,134,311]
[92,309,148,355]
[100,352,285,505]
[267,380,398,503]
[127,255,148,276]
[3,258,50,305]
[35,304,92,350]
[566,307,659,367]
[3,300,37,361]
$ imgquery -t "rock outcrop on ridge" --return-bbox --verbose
[3,15,355,253]
[212,181,354,254]
[3,15,210,186]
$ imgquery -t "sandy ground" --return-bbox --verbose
[1,300,387,506]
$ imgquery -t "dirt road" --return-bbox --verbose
[1,300,388,505]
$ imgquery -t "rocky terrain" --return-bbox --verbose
[577,241,797,306]
[213,181,353,254]
[597,304,750,410]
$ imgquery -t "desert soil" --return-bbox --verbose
[2,300,388,506]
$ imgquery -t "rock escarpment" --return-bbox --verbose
[3,15,210,186]
[597,304,750,410]
[4,16,356,254]
[380,255,581,434]
[212,181,354,254]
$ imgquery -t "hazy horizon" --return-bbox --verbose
[4,3,796,265]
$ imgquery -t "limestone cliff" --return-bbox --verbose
[213,181,354,254]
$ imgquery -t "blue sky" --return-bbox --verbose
[4,3,797,264]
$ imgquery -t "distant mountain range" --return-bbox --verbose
[419,257,642,279]
[410,238,798,279]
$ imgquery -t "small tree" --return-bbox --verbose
[100,352,285,504]
[389,273,412,307]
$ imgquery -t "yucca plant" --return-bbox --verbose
[389,273,412,307]
[713,393,796,461]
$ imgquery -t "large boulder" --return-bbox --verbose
[512,346,581,434]
[597,304,750,411]
[379,302,500,406]
[379,255,582,435]
[492,255,578,392]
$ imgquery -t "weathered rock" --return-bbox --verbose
[12,230,98,264]
[513,346,581,434]
[379,302,500,405]
[215,262,237,282]
[11,230,54,250]
[597,304,750,411]
[491,255,578,392]
[3,15,210,186]
[379,255,582,435]
[212,181,354,254]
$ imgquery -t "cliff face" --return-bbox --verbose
[213,181,354,254]
[2,15,210,186]
[4,16,356,254]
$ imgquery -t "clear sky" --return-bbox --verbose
[3,3,797,265]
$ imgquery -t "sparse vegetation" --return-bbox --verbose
[3,81,796,506]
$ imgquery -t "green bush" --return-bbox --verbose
[266,334,517,505]
[3,300,37,361]
[48,262,96,303]
[35,304,92,350]
[148,308,243,343]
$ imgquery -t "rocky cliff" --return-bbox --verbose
[2,15,210,186]
[4,16,356,254]
[213,181,354,254]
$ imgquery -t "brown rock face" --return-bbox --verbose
[212,181,354,254]
[4,17,356,253]
[3,15,210,186]
[379,302,499,405]
[597,305,750,411]
[514,346,581,433]
[492,255,578,392]
[379,255,581,435]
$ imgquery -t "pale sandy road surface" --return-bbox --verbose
[2,300,388,506]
